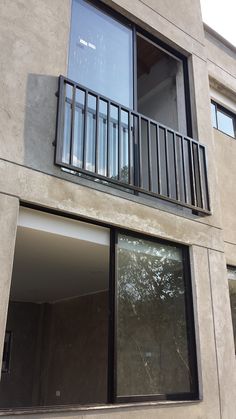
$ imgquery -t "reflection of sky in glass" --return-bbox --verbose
[217,109,234,137]
[69,0,133,108]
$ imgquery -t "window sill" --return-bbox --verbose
[0,400,202,416]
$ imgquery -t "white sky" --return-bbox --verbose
[200,0,236,46]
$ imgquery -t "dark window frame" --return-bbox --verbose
[211,101,236,139]
[227,265,236,354]
[109,229,199,403]
[1,202,199,409]
[68,0,193,138]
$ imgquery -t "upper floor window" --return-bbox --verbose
[68,0,189,136]
[211,101,236,138]
[55,0,211,215]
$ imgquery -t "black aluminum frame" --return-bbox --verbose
[211,101,236,139]
[17,202,199,406]
[110,229,199,403]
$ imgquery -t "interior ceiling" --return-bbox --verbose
[10,226,109,304]
[137,35,164,78]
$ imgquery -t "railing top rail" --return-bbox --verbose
[59,75,206,149]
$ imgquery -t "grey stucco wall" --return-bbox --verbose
[0,0,235,418]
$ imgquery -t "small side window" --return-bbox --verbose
[227,266,236,352]
[211,101,236,138]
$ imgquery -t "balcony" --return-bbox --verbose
[55,76,211,215]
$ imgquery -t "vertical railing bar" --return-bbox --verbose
[69,84,76,166]
[147,120,153,192]
[56,76,66,164]
[107,101,110,178]
[118,106,121,181]
[197,144,204,209]
[203,146,211,211]
[95,95,100,174]
[128,111,133,186]
[164,129,170,197]
[181,136,187,204]
[173,133,180,201]
[189,139,197,207]
[133,114,138,188]
[138,116,143,189]
[82,90,88,170]
[156,124,161,195]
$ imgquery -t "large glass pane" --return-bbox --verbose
[116,234,195,398]
[217,108,235,137]
[69,0,133,108]
[227,266,236,352]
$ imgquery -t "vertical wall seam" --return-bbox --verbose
[207,248,222,419]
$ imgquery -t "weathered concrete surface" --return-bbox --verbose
[213,129,236,247]
[190,246,221,417]
[224,242,236,266]
[205,28,236,90]
[0,0,223,231]
[0,160,224,253]
[0,194,18,377]
[208,249,236,419]
[0,0,70,165]
[105,0,205,57]
[190,54,223,228]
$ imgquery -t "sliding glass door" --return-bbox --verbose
[69,0,133,108]
[114,232,198,401]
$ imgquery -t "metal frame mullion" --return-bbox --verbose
[107,228,116,404]
[55,76,66,164]
[133,25,137,112]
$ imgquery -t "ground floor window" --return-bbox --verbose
[0,207,198,409]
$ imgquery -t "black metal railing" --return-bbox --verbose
[55,76,211,215]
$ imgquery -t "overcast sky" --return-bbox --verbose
[200,0,236,46]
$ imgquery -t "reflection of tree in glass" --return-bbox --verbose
[111,165,129,184]
[117,235,191,396]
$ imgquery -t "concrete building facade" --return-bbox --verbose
[0,0,235,418]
